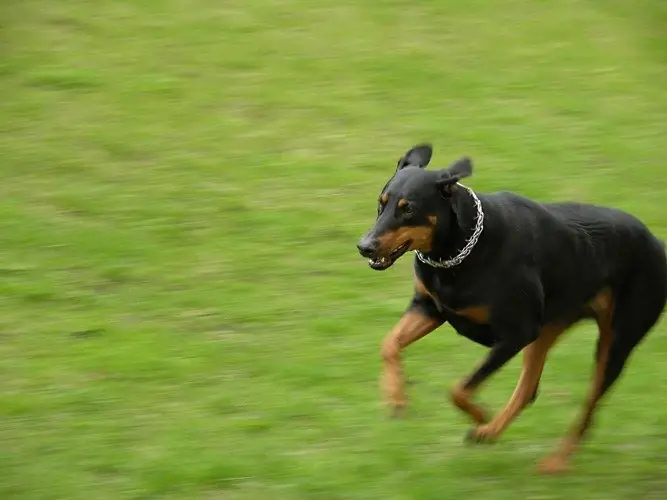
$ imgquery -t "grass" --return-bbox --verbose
[2,0,667,498]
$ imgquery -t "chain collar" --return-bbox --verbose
[415,184,484,269]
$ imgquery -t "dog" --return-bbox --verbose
[357,144,667,473]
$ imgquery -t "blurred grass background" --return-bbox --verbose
[2,0,667,498]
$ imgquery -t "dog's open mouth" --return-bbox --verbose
[368,241,412,270]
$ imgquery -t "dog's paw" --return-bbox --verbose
[465,425,499,445]
[387,402,406,419]
[537,455,570,475]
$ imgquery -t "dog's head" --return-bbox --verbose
[357,144,473,270]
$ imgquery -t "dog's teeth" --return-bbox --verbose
[368,257,390,267]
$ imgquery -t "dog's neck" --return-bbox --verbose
[432,214,472,257]
[416,186,485,269]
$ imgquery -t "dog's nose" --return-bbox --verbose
[357,238,378,258]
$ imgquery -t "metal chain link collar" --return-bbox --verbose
[415,184,484,269]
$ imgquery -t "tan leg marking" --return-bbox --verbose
[538,289,614,474]
[450,383,490,425]
[468,324,566,442]
[381,311,441,416]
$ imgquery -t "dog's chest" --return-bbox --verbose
[420,272,471,311]
[423,275,491,324]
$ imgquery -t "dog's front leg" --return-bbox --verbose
[451,315,540,440]
[468,324,566,444]
[381,309,441,417]
[450,337,528,428]
[451,276,544,439]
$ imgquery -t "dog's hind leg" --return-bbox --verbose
[538,305,614,474]
[540,266,666,474]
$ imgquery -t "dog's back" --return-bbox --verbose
[483,192,667,324]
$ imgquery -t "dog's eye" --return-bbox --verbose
[377,198,387,215]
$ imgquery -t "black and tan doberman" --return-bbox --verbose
[357,144,667,473]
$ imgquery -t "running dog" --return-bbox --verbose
[357,144,667,473]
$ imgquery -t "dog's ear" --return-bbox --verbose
[448,156,473,179]
[435,157,473,197]
[396,143,433,171]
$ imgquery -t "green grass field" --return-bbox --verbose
[2,1,667,498]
